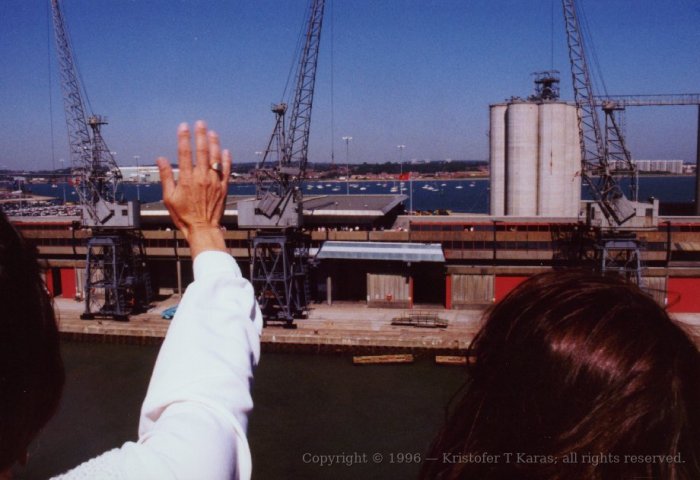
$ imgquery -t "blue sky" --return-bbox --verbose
[0,0,698,170]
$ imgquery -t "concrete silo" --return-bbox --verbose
[489,99,582,217]
[505,103,540,216]
[489,104,507,216]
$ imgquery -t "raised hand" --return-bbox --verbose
[157,120,231,258]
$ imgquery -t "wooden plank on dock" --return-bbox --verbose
[435,355,468,365]
[353,354,414,365]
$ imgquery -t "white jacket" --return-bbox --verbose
[53,251,263,480]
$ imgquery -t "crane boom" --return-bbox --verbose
[238,0,325,229]
[562,0,604,168]
[594,94,700,107]
[50,0,135,228]
[562,0,637,225]
[286,0,325,181]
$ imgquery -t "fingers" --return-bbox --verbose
[194,120,210,175]
[217,149,232,219]
[167,120,229,190]
[221,149,232,190]
[209,130,222,181]
[177,123,193,177]
[156,157,175,200]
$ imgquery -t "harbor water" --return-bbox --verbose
[28,175,697,214]
[18,342,465,479]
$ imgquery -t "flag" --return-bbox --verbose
[399,172,410,181]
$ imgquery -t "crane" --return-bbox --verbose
[50,0,150,320]
[237,0,325,327]
[561,0,642,225]
[561,0,658,283]
[594,94,700,214]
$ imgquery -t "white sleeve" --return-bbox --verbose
[54,251,262,480]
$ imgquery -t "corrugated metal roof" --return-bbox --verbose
[316,241,445,262]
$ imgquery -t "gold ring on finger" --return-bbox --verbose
[210,162,224,179]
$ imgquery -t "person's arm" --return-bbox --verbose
[54,121,262,479]
[128,248,262,478]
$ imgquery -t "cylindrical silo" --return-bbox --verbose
[489,104,507,216]
[537,103,569,216]
[505,103,539,216]
[565,104,582,217]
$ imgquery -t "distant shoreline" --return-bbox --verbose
[23,172,695,185]
[226,172,695,184]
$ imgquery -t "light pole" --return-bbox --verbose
[59,158,66,203]
[408,158,415,214]
[133,155,141,202]
[342,136,352,195]
[397,144,406,192]
[254,151,263,166]
[397,144,406,176]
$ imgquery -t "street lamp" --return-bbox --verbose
[397,144,406,177]
[342,136,352,195]
[59,158,66,203]
[133,155,141,202]
[397,144,406,193]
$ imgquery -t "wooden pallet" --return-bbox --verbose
[391,310,448,328]
[352,354,415,365]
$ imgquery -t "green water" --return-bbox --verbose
[18,342,465,479]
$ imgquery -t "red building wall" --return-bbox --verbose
[667,278,700,313]
[494,276,529,303]
[60,268,76,299]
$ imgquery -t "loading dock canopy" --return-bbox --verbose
[316,241,445,262]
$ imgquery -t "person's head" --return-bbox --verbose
[424,270,700,480]
[0,211,64,473]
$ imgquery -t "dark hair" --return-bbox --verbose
[0,211,64,470]
[423,270,700,480]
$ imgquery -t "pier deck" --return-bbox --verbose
[54,297,700,354]
[54,297,482,354]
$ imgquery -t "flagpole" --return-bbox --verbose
[409,173,413,213]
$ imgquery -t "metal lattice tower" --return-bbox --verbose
[82,233,151,321]
[250,234,311,323]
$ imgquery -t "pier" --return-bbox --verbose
[54,297,481,354]
[53,296,700,354]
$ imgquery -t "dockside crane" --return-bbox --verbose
[237,0,325,327]
[594,94,700,214]
[562,0,655,283]
[50,0,150,320]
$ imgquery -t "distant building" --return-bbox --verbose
[119,166,163,182]
[633,160,684,174]
[118,166,240,182]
